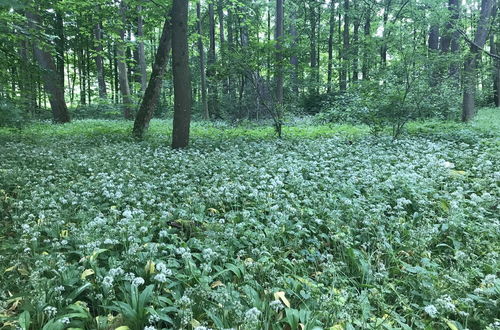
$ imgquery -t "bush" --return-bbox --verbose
[71,102,127,120]
[0,101,27,128]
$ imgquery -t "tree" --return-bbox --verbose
[171,0,192,149]
[196,2,209,120]
[117,0,134,120]
[275,0,284,106]
[133,14,172,139]
[26,11,70,123]
[462,0,494,122]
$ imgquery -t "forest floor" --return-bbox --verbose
[0,108,499,329]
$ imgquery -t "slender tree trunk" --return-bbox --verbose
[55,11,65,89]
[275,0,284,106]
[340,0,350,91]
[493,35,500,107]
[290,8,299,95]
[352,8,360,82]
[462,0,494,122]
[309,3,318,93]
[94,21,107,98]
[207,2,218,118]
[137,6,147,93]
[362,11,371,80]
[428,24,440,86]
[171,0,192,149]
[196,3,209,119]
[327,1,335,93]
[26,11,70,123]
[133,17,173,138]
[118,1,134,119]
[380,0,391,66]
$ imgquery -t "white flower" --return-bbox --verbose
[132,277,145,287]
[154,273,167,283]
[244,307,261,322]
[424,305,438,318]
[102,276,114,288]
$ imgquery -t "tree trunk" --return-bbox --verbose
[118,1,134,119]
[26,11,70,123]
[275,0,284,105]
[362,11,371,80]
[133,17,173,138]
[290,8,299,95]
[327,1,335,93]
[196,3,209,119]
[493,35,500,107]
[380,0,391,66]
[462,0,494,122]
[55,11,65,89]
[171,0,192,149]
[137,5,148,93]
[207,2,218,118]
[340,0,350,91]
[309,3,318,92]
[94,21,107,98]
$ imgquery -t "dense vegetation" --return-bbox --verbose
[1,0,500,329]
[0,109,499,329]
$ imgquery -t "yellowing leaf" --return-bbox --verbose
[330,324,344,330]
[211,280,225,289]
[60,230,69,238]
[4,265,16,273]
[90,249,108,262]
[115,327,130,330]
[450,170,466,176]
[42,251,49,255]
[274,291,291,308]
[190,319,201,328]
[17,266,29,276]
[207,208,219,214]
[145,260,155,275]
[445,319,459,330]
[81,269,95,280]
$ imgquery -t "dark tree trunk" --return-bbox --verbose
[196,3,209,119]
[380,0,391,66]
[171,0,192,149]
[55,11,65,88]
[428,25,439,51]
[462,0,494,122]
[26,11,70,123]
[340,0,350,91]
[137,6,147,93]
[309,3,318,92]
[207,2,218,118]
[275,0,284,106]
[362,11,371,80]
[327,1,335,93]
[290,8,299,95]
[133,17,172,138]
[352,9,360,82]
[118,1,134,119]
[94,21,107,98]
[493,35,500,107]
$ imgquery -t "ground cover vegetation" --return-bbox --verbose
[1,0,500,328]
[0,108,499,329]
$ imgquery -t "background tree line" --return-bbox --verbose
[0,0,499,146]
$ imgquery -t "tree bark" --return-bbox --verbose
[196,2,209,119]
[55,11,65,89]
[26,11,70,123]
[362,10,371,80]
[290,8,299,95]
[137,5,148,93]
[207,2,218,118]
[133,17,173,138]
[462,0,494,122]
[275,0,284,105]
[171,0,192,149]
[118,1,134,120]
[327,1,335,93]
[340,0,350,91]
[94,21,107,98]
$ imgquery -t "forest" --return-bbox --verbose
[0,0,499,329]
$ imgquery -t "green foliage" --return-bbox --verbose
[0,111,499,329]
[0,101,27,128]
